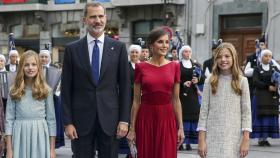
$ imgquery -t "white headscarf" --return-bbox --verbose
[8,50,19,65]
[260,49,280,70]
[0,54,6,72]
[39,49,51,67]
[9,50,18,57]
[128,45,142,54]
[178,45,192,60]
[0,54,6,63]
[260,49,272,60]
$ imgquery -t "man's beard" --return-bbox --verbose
[87,25,104,35]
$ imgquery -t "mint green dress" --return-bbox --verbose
[5,87,56,158]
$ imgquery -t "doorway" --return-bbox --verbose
[220,14,262,66]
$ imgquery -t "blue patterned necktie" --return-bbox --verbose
[91,40,99,84]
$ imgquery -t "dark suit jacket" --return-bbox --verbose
[128,62,135,102]
[245,53,258,95]
[62,36,131,136]
[202,57,213,76]
[0,94,4,154]
[246,53,258,68]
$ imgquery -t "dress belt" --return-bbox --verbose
[15,117,45,120]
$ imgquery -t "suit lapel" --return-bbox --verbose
[76,37,96,86]
[100,37,114,81]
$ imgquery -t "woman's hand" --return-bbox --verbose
[126,130,136,144]
[239,138,249,158]
[192,77,198,84]
[177,128,185,148]
[50,148,56,158]
[184,81,192,87]
[6,136,13,158]
[269,85,276,92]
[198,139,207,158]
[6,149,13,158]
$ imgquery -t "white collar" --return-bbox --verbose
[130,61,140,69]
[43,64,50,68]
[87,32,105,44]
[182,59,192,68]
[9,64,16,72]
[0,67,6,72]
[261,63,270,71]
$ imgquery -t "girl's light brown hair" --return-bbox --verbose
[10,50,49,101]
[210,42,242,95]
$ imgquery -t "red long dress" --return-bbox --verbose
[134,61,180,158]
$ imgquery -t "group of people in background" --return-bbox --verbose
[244,36,280,147]
[0,2,278,158]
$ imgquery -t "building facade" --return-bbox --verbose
[0,0,279,65]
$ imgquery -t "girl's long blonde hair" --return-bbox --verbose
[10,50,49,101]
[210,42,242,95]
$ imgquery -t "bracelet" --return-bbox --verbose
[129,127,135,132]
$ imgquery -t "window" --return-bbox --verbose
[132,20,164,43]
[222,14,262,30]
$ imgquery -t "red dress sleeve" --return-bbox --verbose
[174,62,181,83]
[134,63,142,83]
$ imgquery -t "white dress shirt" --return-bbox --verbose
[87,32,105,74]
[244,62,254,77]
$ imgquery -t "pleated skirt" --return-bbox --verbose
[135,103,177,158]
[183,121,198,144]
[251,96,279,138]
[12,119,50,158]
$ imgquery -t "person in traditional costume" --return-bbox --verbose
[251,49,279,146]
[178,45,204,150]
[39,49,64,148]
[5,50,18,72]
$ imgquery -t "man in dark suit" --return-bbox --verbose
[61,2,131,158]
[244,47,259,99]
[202,57,213,78]
[202,39,222,78]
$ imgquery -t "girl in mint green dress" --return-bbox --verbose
[5,50,56,158]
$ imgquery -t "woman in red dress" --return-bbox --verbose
[127,27,185,158]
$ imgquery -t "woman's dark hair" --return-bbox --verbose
[147,27,169,50]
